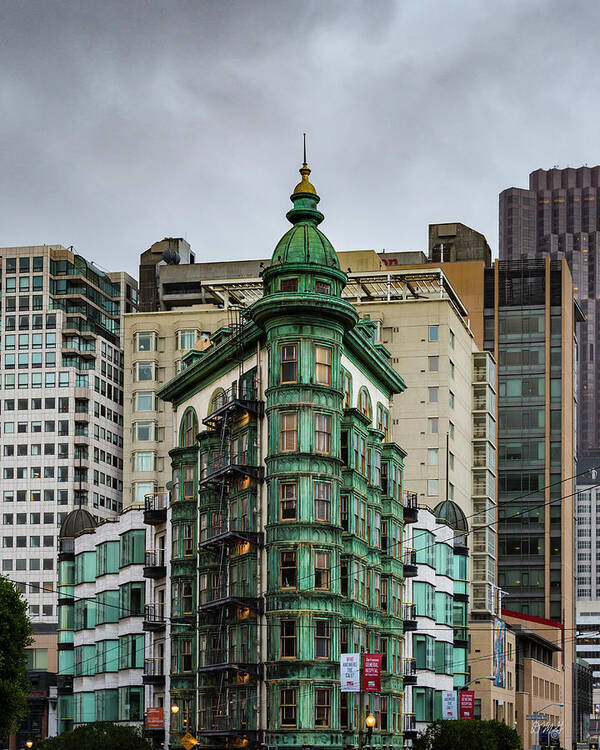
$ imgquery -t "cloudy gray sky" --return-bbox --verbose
[1,0,600,277]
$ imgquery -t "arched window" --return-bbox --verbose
[208,388,225,416]
[341,369,352,408]
[376,403,390,440]
[179,408,198,448]
[358,387,372,420]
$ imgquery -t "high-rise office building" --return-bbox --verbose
[0,245,136,748]
[481,257,580,750]
[0,245,137,622]
[499,166,600,469]
[483,258,579,622]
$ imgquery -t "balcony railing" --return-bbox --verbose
[403,548,417,567]
[144,603,166,625]
[200,452,263,484]
[144,492,168,524]
[197,714,257,737]
[200,583,254,603]
[144,657,165,677]
[402,491,418,523]
[403,713,417,732]
[402,602,417,621]
[64,317,97,334]
[145,549,166,568]
[200,646,252,666]
[202,383,263,428]
[402,657,417,677]
[201,715,233,732]
[146,492,169,512]
[212,383,257,412]
[403,490,418,509]
[198,520,263,549]
[62,342,96,354]
[198,583,263,614]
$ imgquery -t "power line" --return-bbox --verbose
[7,465,594,629]
[282,466,600,590]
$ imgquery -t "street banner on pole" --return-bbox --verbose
[459,690,475,719]
[340,653,360,692]
[442,690,457,719]
[362,653,382,692]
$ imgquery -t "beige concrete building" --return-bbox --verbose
[468,613,566,750]
[124,303,243,724]
[343,266,497,619]
[123,307,233,505]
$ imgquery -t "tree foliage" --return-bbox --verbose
[36,723,156,750]
[414,719,521,750]
[0,574,33,739]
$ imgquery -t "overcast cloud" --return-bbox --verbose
[1,0,600,277]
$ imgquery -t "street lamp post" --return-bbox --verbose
[460,675,496,691]
[365,713,376,750]
[170,704,180,732]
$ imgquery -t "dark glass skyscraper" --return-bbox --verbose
[500,166,600,468]
[484,257,580,623]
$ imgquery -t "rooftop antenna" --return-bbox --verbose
[303,132,307,165]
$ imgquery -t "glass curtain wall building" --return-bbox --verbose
[484,257,579,623]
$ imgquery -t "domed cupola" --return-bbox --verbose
[251,153,357,331]
[59,507,97,539]
[271,161,339,269]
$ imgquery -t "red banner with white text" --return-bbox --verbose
[362,654,382,692]
[459,691,475,720]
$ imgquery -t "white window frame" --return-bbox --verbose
[178,329,198,350]
[135,332,156,352]
[134,361,155,382]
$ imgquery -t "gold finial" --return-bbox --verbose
[292,132,316,195]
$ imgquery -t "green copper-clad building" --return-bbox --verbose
[158,161,409,750]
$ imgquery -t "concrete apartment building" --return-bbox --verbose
[350,268,497,620]
[56,506,146,734]
[0,245,136,620]
[401,504,469,734]
[0,245,137,748]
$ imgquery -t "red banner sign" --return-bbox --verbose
[362,653,382,692]
[145,707,165,729]
[459,690,475,720]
